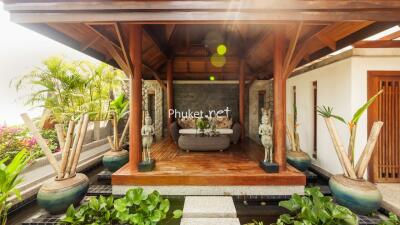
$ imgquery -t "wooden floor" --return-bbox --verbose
[112,138,306,186]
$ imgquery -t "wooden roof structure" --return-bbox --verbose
[3,1,400,80]
[3,0,400,182]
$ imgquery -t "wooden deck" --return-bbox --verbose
[112,138,305,186]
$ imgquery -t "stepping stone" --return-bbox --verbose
[180,218,241,225]
[183,196,236,218]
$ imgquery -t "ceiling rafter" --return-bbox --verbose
[316,33,336,50]
[283,22,303,76]
[80,36,100,51]
[113,22,134,76]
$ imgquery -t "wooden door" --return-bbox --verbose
[368,71,400,183]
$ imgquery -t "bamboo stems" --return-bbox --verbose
[21,113,61,175]
[65,116,83,177]
[69,114,90,176]
[119,117,130,148]
[347,125,357,166]
[355,121,384,178]
[22,113,91,180]
[55,124,65,149]
[59,120,75,179]
[324,117,357,179]
[112,113,119,152]
[107,136,115,151]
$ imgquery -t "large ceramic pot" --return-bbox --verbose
[329,174,382,215]
[102,150,129,172]
[37,173,89,214]
[286,151,311,171]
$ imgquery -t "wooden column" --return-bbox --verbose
[273,29,287,171]
[129,25,142,170]
[239,60,245,139]
[167,59,174,135]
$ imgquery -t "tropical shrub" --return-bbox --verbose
[13,56,125,124]
[59,188,182,225]
[0,150,31,225]
[0,125,59,163]
[379,212,400,225]
[274,187,358,225]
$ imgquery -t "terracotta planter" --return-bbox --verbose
[102,150,129,172]
[329,174,382,215]
[286,151,311,171]
[37,173,89,214]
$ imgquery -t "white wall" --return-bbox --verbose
[287,59,353,175]
[287,48,400,175]
[350,52,400,164]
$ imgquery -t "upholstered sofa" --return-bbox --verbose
[169,116,241,147]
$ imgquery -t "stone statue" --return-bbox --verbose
[259,108,273,163]
[141,114,155,162]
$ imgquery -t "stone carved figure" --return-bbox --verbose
[259,108,273,163]
[141,114,155,162]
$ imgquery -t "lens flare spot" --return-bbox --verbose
[210,54,226,68]
[217,44,227,55]
[209,75,215,81]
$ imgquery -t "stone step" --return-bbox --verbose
[183,196,236,218]
[180,218,241,225]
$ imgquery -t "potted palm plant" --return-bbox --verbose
[102,94,130,172]
[22,113,90,214]
[286,104,311,171]
[317,89,384,215]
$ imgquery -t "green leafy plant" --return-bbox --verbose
[13,57,125,124]
[59,188,182,225]
[110,93,129,123]
[59,195,117,225]
[379,212,400,225]
[0,149,31,225]
[195,117,210,132]
[274,187,358,225]
[114,188,182,225]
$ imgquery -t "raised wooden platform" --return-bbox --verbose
[112,138,305,186]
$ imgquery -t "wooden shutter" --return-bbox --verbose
[368,71,400,183]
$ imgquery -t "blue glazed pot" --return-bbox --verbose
[103,150,129,172]
[37,173,89,214]
[286,151,311,171]
[329,174,382,215]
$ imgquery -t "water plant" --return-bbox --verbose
[275,187,358,225]
[0,150,31,225]
[59,188,182,225]
[379,212,400,225]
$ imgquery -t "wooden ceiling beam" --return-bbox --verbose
[143,26,170,58]
[283,22,303,76]
[143,64,167,91]
[11,11,400,23]
[245,27,271,58]
[84,23,122,51]
[316,33,337,50]
[80,36,100,51]
[379,30,400,40]
[113,22,134,76]
[6,1,400,12]
[353,40,400,48]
